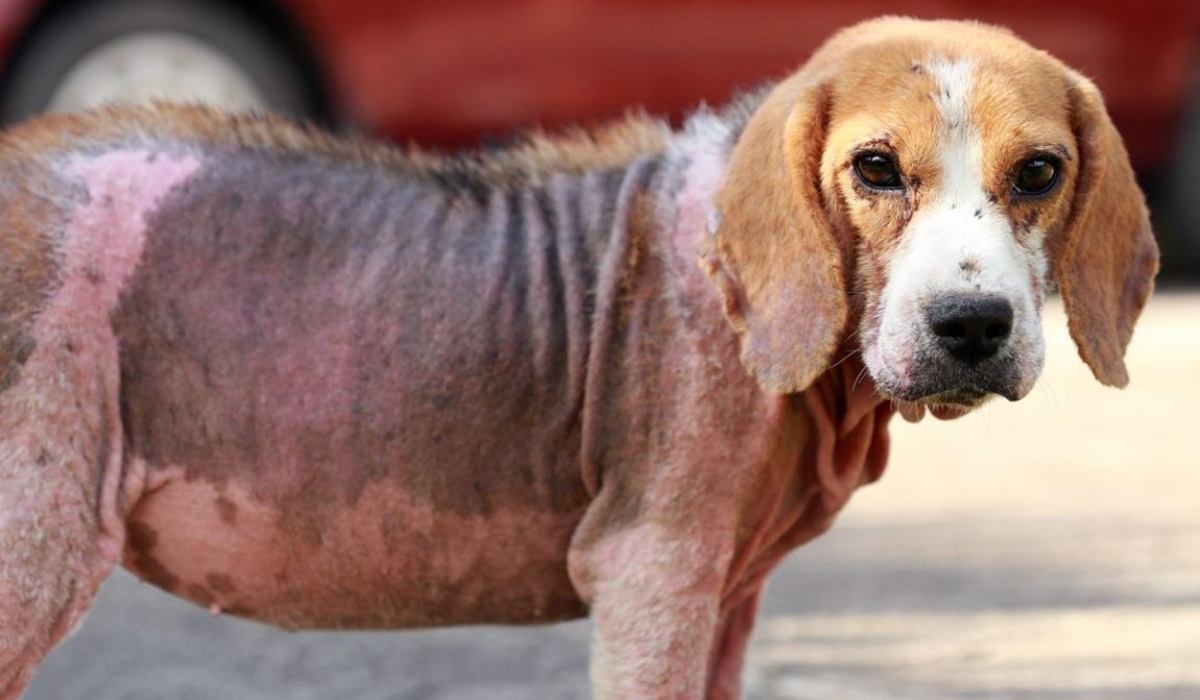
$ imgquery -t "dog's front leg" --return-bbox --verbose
[705,587,764,700]
[570,516,735,699]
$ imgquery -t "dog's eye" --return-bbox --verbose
[1013,158,1059,196]
[854,153,903,190]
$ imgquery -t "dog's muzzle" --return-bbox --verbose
[895,292,1024,404]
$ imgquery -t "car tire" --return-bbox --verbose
[0,0,317,123]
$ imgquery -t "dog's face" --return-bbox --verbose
[706,18,1158,411]
[829,51,1078,417]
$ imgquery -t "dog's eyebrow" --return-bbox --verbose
[849,137,896,153]
[1026,142,1072,161]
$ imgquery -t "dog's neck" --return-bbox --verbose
[659,110,739,266]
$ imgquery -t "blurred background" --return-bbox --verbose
[5,0,1198,698]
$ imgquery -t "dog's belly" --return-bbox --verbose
[123,467,589,629]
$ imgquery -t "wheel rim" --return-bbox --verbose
[46,30,269,112]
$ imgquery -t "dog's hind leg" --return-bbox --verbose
[0,309,130,698]
[0,190,134,698]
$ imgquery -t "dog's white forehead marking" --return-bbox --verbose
[928,56,982,206]
[886,56,995,298]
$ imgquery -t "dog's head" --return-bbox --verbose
[703,17,1159,416]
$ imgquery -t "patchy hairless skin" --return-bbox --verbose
[0,17,1156,699]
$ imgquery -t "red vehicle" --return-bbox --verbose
[0,0,1197,269]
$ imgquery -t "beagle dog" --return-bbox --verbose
[0,16,1156,700]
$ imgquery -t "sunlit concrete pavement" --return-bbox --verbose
[25,293,1200,699]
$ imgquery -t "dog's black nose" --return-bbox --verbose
[926,294,1013,364]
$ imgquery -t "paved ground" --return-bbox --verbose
[23,292,1200,699]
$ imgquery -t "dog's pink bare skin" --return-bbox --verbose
[0,107,891,698]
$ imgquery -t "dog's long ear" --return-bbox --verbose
[1057,72,1159,388]
[702,77,845,394]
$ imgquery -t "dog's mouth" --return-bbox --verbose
[893,388,993,423]
[863,316,1039,423]
[876,354,1025,419]
[921,387,993,405]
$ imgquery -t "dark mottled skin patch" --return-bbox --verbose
[126,520,157,550]
[224,604,258,618]
[185,583,215,607]
[214,495,238,526]
[125,520,180,591]
[206,572,236,594]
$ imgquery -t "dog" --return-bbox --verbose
[0,16,1157,699]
